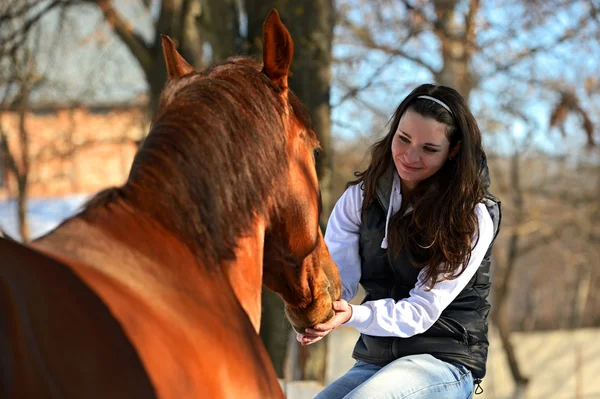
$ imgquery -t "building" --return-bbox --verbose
[0,102,147,200]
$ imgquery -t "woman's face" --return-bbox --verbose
[391,109,452,191]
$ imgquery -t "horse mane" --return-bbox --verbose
[80,56,312,265]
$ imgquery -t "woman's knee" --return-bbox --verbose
[345,355,473,399]
[314,361,380,399]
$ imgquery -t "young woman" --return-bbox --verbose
[299,84,501,398]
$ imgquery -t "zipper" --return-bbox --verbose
[438,317,471,346]
[473,378,484,395]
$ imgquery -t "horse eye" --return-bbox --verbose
[313,147,321,159]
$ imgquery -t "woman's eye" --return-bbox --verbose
[398,135,410,143]
[424,147,439,153]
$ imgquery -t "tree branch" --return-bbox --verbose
[93,0,153,76]
[333,54,397,108]
[0,125,20,180]
[482,12,591,77]
[338,15,437,75]
[491,150,530,393]
[0,0,76,57]
[464,0,480,60]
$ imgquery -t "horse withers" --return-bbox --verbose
[0,10,341,399]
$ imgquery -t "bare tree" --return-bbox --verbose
[2,0,216,117]
[0,25,46,242]
[333,0,599,396]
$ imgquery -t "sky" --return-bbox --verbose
[5,1,600,155]
[1,0,598,238]
[330,1,599,157]
[0,195,89,240]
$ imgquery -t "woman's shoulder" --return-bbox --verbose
[331,183,365,222]
[474,202,492,221]
[340,182,364,204]
[474,202,496,240]
[475,202,491,219]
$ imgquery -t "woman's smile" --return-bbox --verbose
[398,160,423,172]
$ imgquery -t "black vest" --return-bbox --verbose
[352,167,501,379]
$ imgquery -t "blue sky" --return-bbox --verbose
[329,1,599,157]
[7,1,600,157]
[0,195,89,240]
[1,0,598,238]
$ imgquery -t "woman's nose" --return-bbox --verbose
[404,147,420,163]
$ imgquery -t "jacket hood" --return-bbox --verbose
[479,151,491,190]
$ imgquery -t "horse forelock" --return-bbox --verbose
[83,56,299,267]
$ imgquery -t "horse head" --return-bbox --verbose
[159,9,341,334]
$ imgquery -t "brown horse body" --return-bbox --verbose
[0,10,340,399]
[2,204,280,398]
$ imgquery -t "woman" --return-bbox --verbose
[299,84,501,398]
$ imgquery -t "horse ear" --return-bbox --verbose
[161,35,195,80]
[261,9,294,91]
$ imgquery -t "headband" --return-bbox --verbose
[417,95,452,115]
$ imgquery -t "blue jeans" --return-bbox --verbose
[314,354,474,399]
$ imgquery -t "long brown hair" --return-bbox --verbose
[351,84,485,288]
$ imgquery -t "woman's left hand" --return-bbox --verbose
[296,300,353,345]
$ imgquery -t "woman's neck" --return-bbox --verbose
[400,179,415,195]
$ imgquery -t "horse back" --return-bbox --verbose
[0,237,157,398]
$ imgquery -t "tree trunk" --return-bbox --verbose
[143,0,239,122]
[245,1,335,381]
[17,177,29,242]
[146,0,207,118]
[432,0,478,98]
[16,87,30,242]
[491,153,530,396]
[259,289,289,377]
[246,0,335,224]
[197,0,240,62]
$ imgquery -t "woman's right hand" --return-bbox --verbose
[296,300,353,345]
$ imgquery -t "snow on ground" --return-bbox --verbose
[0,195,90,241]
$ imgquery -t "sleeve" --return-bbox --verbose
[344,203,495,337]
[324,184,364,302]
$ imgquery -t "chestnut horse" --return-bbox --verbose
[0,10,341,399]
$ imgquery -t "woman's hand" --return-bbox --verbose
[296,300,353,345]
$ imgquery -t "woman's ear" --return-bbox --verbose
[449,140,462,159]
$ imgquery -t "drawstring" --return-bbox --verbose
[474,379,484,395]
[381,172,400,249]
[380,192,394,249]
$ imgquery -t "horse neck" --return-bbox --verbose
[121,184,268,332]
[222,218,267,333]
[34,198,268,333]
[33,203,208,293]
